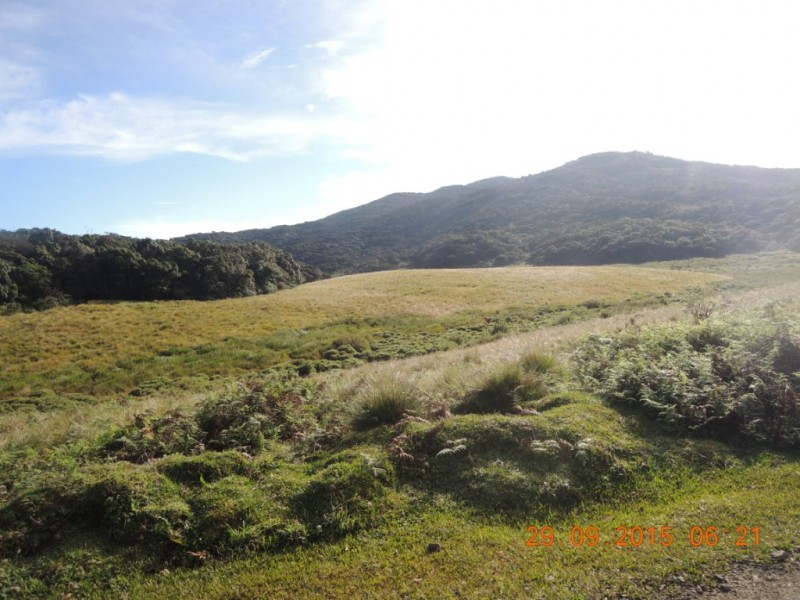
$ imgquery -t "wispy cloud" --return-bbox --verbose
[0,4,48,104]
[0,59,42,101]
[0,92,341,161]
[239,48,275,70]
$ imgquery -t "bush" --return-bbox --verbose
[195,377,317,451]
[0,466,90,555]
[186,475,305,553]
[156,451,253,486]
[85,463,191,550]
[520,351,561,375]
[573,315,800,447]
[101,411,204,462]
[391,414,626,516]
[332,334,370,353]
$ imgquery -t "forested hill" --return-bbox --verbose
[178,152,800,274]
[0,230,319,311]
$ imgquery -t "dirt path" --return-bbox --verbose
[658,556,800,599]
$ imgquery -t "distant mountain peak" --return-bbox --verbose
[176,153,800,273]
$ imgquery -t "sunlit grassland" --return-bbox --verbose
[646,250,800,291]
[0,265,722,403]
[126,458,799,600]
[6,255,800,600]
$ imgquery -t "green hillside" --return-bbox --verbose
[179,152,800,273]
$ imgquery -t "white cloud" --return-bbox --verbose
[5,0,800,233]
[313,40,345,55]
[0,3,48,32]
[0,92,342,161]
[239,47,275,70]
[0,4,48,104]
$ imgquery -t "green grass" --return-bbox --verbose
[4,255,800,599]
[115,458,797,600]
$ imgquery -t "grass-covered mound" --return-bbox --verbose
[0,377,399,566]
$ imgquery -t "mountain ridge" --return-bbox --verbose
[176,151,800,274]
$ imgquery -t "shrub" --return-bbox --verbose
[156,451,253,486]
[573,315,800,448]
[520,351,560,375]
[0,466,90,555]
[85,463,191,550]
[332,334,370,353]
[391,414,627,516]
[195,377,317,451]
[771,328,800,384]
[101,411,204,462]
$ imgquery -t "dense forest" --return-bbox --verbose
[178,152,800,274]
[0,229,319,311]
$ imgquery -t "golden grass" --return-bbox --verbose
[0,266,723,380]
[296,266,722,317]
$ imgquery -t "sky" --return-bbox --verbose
[1,0,800,239]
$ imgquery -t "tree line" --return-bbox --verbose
[0,229,319,312]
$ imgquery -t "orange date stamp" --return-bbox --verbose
[526,525,761,548]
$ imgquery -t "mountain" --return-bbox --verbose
[177,152,800,274]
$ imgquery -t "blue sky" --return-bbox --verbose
[2,0,800,239]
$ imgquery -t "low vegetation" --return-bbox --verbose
[2,254,800,598]
[575,311,800,447]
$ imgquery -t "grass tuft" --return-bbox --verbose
[455,361,549,414]
[349,375,423,430]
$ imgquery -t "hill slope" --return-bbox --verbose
[178,152,800,273]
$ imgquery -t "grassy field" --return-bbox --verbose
[0,265,719,405]
[2,255,800,599]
